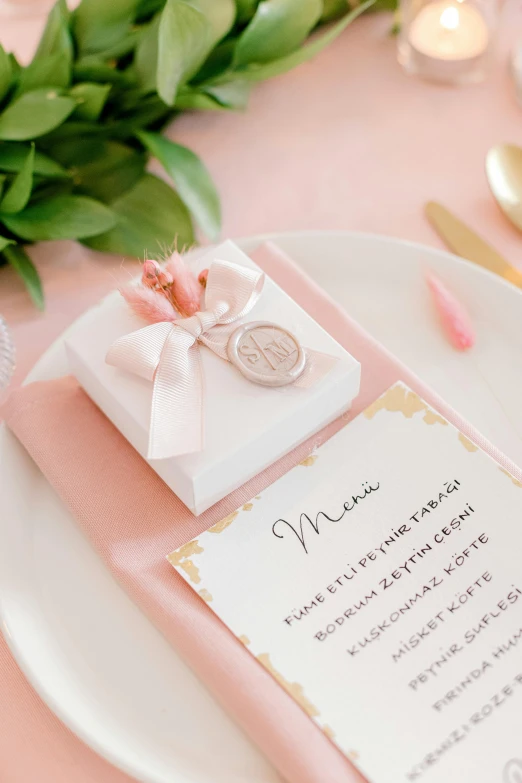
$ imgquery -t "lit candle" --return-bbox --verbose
[409,1,489,62]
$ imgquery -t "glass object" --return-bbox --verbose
[398,0,498,85]
[0,315,15,397]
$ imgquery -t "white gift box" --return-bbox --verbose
[66,241,361,515]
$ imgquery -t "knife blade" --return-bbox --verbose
[425,201,522,290]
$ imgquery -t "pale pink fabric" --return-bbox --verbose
[3,243,521,783]
[1,3,522,389]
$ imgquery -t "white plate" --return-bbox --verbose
[1,232,522,783]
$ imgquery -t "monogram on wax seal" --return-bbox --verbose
[227,321,306,387]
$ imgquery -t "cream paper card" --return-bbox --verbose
[168,383,522,783]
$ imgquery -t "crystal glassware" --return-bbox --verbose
[0,315,15,397]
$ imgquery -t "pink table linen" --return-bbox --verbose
[1,1,522,779]
[3,242,522,783]
[1,2,522,388]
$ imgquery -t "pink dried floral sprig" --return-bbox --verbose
[166,253,202,317]
[425,270,475,351]
[121,254,203,325]
[142,259,173,289]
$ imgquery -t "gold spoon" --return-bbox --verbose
[485,143,522,232]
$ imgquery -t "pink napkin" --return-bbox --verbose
[3,243,521,783]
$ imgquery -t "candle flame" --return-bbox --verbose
[440,5,460,30]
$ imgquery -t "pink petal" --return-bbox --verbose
[425,270,475,350]
[141,259,162,287]
[120,285,178,325]
[166,253,202,317]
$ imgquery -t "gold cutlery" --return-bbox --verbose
[424,201,522,290]
[486,143,522,233]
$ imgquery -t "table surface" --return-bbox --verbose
[0,0,521,390]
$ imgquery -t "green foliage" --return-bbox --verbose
[0,0,381,306]
[138,131,220,240]
[84,173,194,257]
[0,90,76,140]
[0,144,34,213]
[2,244,44,310]
[233,0,322,66]
[1,195,116,241]
[0,45,13,103]
[157,0,213,106]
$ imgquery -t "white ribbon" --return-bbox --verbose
[107,259,337,460]
[107,260,264,459]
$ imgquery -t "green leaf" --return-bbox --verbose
[157,0,212,106]
[135,13,160,92]
[0,175,6,199]
[19,1,73,93]
[204,80,251,109]
[0,143,34,213]
[233,0,322,66]
[8,53,21,79]
[47,137,145,202]
[174,88,227,111]
[30,178,73,202]
[16,52,71,95]
[2,244,44,310]
[190,0,235,48]
[0,142,68,177]
[0,232,13,252]
[73,61,136,86]
[73,0,138,53]
[192,39,235,83]
[1,194,116,240]
[77,30,141,62]
[0,44,12,103]
[320,0,348,21]
[85,173,194,258]
[38,121,107,144]
[0,89,76,140]
[34,0,72,61]
[220,0,374,82]
[70,82,111,120]
[235,0,259,23]
[138,130,220,239]
[136,0,165,20]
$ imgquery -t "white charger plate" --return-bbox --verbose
[1,231,522,783]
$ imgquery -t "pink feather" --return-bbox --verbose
[165,253,202,317]
[120,285,178,325]
[425,270,475,350]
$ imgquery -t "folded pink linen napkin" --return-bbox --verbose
[3,242,521,783]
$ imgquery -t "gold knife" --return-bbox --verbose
[425,201,522,290]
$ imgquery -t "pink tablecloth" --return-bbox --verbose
[0,3,522,782]
[1,0,522,387]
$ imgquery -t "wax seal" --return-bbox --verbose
[227,321,306,387]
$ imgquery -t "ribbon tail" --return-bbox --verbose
[292,349,339,389]
[148,327,204,460]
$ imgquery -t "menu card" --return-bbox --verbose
[168,383,522,783]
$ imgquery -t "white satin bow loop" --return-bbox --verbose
[106,260,265,460]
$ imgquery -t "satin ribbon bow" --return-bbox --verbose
[107,259,265,460]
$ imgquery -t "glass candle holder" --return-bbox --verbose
[0,315,15,398]
[398,0,497,85]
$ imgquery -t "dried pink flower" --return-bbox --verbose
[120,285,178,325]
[165,252,202,317]
[425,270,475,351]
[142,259,174,289]
[141,259,161,287]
